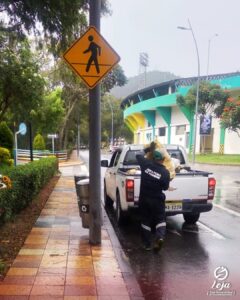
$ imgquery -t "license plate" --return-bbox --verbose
[165,201,182,211]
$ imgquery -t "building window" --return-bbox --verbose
[158,127,166,136]
[146,132,152,141]
[175,125,186,135]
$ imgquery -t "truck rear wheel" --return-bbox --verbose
[104,183,113,208]
[116,193,128,225]
[183,213,200,224]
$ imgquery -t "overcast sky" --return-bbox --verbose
[101,0,240,79]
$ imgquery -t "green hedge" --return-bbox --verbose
[0,157,58,223]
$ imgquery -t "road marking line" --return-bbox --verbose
[213,204,240,217]
[167,229,182,236]
[198,222,225,240]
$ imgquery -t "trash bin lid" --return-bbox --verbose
[77,178,89,185]
[74,173,89,178]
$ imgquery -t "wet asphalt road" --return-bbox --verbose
[194,163,240,213]
[81,151,240,300]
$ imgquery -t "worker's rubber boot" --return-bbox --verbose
[153,239,164,252]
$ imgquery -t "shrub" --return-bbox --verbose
[33,133,46,150]
[0,156,58,223]
[0,122,14,156]
[0,147,13,167]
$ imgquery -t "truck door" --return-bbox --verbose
[106,150,121,200]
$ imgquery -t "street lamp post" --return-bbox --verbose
[178,19,200,165]
[206,33,218,80]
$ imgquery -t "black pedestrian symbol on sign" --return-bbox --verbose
[83,35,101,74]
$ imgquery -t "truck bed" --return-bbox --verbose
[118,167,212,202]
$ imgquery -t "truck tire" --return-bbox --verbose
[183,213,200,224]
[104,182,113,208]
[116,192,128,225]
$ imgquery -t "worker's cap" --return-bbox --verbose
[153,150,164,161]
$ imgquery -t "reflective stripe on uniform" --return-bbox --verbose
[156,222,166,229]
[141,224,151,231]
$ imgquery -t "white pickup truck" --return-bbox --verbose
[101,144,216,225]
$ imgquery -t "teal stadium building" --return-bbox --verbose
[121,72,240,154]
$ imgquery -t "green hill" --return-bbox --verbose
[111,70,179,99]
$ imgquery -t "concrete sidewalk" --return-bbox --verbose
[0,152,143,299]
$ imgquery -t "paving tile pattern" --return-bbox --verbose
[0,176,138,299]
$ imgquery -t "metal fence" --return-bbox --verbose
[16,149,68,161]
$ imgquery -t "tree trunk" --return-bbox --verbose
[58,97,79,149]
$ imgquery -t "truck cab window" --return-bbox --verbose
[123,150,144,165]
[168,149,185,164]
[109,150,122,167]
[113,151,121,166]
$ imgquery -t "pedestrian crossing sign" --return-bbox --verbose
[63,26,120,89]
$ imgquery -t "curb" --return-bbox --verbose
[103,207,144,299]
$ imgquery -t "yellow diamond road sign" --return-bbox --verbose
[63,26,120,89]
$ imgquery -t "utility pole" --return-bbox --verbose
[89,0,102,244]
[64,0,119,245]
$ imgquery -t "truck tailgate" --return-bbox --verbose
[133,174,209,203]
[164,175,209,201]
[134,177,141,202]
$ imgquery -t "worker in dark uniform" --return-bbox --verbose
[136,148,170,252]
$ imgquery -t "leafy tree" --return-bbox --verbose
[51,61,127,149]
[0,0,128,150]
[101,94,133,147]
[176,81,230,117]
[220,97,240,136]
[101,65,128,95]
[0,33,45,123]
[0,0,110,54]
[0,121,14,155]
[30,88,65,137]
[33,134,46,150]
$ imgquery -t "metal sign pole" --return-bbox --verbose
[52,136,55,154]
[14,132,18,166]
[89,0,101,244]
[28,122,33,162]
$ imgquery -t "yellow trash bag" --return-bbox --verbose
[145,140,176,179]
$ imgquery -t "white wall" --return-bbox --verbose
[170,107,189,147]
[171,107,189,125]
[155,111,168,144]
[170,126,185,147]
[155,132,168,145]
[224,131,240,154]
[212,118,220,153]
[155,111,165,126]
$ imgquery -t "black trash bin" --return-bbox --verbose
[74,174,88,199]
[76,178,90,228]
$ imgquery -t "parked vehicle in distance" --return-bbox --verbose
[101,144,216,225]
[109,144,119,153]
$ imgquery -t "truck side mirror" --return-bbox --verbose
[101,160,109,168]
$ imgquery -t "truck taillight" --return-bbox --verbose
[208,177,216,200]
[126,179,134,202]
